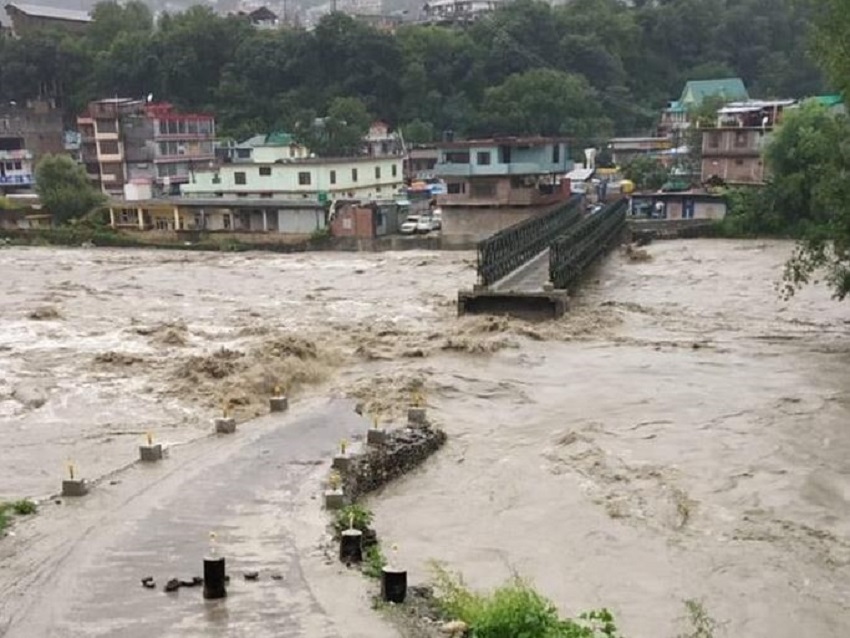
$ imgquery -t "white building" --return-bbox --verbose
[182,134,404,203]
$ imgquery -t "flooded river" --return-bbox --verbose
[1,241,848,637]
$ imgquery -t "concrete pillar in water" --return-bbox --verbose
[214,417,236,434]
[324,489,344,510]
[203,556,227,600]
[139,443,163,462]
[62,479,88,497]
[269,396,288,412]
[407,407,427,427]
[381,566,407,603]
[339,529,363,563]
[367,428,387,446]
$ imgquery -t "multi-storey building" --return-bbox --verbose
[658,78,749,139]
[419,0,501,25]
[0,100,64,193]
[434,136,573,242]
[700,99,795,186]
[77,98,215,197]
[4,2,91,37]
[181,132,404,203]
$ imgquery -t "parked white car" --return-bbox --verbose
[416,216,436,234]
[400,215,420,234]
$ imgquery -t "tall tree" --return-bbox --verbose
[35,155,105,224]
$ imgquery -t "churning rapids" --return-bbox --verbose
[0,241,848,637]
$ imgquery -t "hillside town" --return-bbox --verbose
[0,1,844,248]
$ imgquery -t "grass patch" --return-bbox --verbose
[363,544,387,579]
[12,499,36,515]
[678,599,721,638]
[431,563,620,637]
[0,499,38,536]
[333,504,374,538]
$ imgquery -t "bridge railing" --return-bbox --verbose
[548,198,627,290]
[476,195,581,287]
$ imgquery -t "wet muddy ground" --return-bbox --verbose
[1,241,849,637]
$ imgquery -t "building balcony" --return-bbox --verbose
[702,146,762,157]
[435,162,558,178]
[0,149,32,161]
[0,174,33,186]
[96,152,125,163]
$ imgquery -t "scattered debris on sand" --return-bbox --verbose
[27,306,62,320]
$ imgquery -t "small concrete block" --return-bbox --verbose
[62,478,89,497]
[139,443,163,462]
[269,396,288,412]
[214,417,236,434]
[367,429,388,446]
[324,489,345,510]
[332,454,350,472]
[407,407,427,426]
[543,282,555,292]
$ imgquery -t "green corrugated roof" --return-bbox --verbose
[238,132,297,148]
[812,94,844,107]
[680,78,749,107]
[265,131,295,146]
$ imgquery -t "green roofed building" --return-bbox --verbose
[659,78,750,137]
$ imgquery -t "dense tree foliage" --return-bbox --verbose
[35,155,106,223]
[0,0,825,145]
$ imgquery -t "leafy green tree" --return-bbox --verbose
[35,155,106,224]
[478,68,611,141]
[755,102,850,298]
[297,97,372,157]
[622,156,670,191]
[402,119,436,145]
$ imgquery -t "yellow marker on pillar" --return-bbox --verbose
[146,431,153,446]
[67,462,75,480]
[340,439,348,455]
[274,385,281,396]
[328,471,342,491]
[348,512,355,530]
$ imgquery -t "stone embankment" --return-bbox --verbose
[344,422,447,501]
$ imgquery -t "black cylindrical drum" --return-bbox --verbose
[203,556,227,600]
[340,529,363,563]
[381,567,407,603]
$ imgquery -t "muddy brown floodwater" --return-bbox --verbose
[1,240,849,637]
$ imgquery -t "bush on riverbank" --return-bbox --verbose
[432,564,620,638]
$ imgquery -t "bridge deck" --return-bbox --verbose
[491,248,550,293]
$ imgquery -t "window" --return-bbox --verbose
[259,166,271,176]
[352,168,358,182]
[158,121,168,135]
[234,171,246,185]
[99,140,119,155]
[477,151,491,165]
[471,182,496,198]
[376,186,382,193]
[447,182,464,194]
[187,120,199,135]
[167,121,178,135]
[445,151,470,164]
[13,161,21,171]
[375,166,381,179]
[330,170,336,185]
[96,119,116,134]
[734,131,748,148]
[298,171,311,185]
[391,164,397,177]
[499,145,512,163]
[198,120,212,135]
[236,148,251,160]
[552,144,560,164]
[708,132,720,148]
